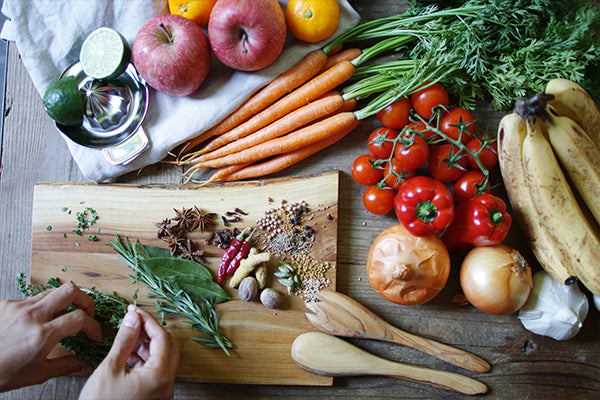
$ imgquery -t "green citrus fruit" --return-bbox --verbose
[42,76,85,126]
[80,27,131,80]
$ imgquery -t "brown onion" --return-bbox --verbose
[367,224,450,306]
[460,244,533,315]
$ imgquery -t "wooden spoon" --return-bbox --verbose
[305,290,491,373]
[292,332,487,395]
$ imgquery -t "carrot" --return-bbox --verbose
[193,111,359,170]
[184,91,345,165]
[186,162,251,186]
[189,60,357,157]
[178,49,328,156]
[320,48,362,72]
[219,119,362,182]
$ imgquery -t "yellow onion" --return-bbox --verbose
[460,244,533,315]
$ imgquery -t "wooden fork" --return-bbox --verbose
[305,290,491,373]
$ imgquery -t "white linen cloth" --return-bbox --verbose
[1,0,360,182]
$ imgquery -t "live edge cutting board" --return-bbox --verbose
[30,171,339,386]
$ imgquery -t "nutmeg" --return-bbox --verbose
[260,288,282,309]
[238,276,259,302]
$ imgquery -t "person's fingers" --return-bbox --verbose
[134,307,176,370]
[104,308,142,370]
[44,308,103,347]
[36,282,96,319]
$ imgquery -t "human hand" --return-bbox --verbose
[0,282,102,392]
[79,305,181,400]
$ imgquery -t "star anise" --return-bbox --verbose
[162,230,184,255]
[172,207,197,232]
[179,237,205,263]
[192,206,216,232]
[154,218,176,238]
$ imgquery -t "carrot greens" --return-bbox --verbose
[336,0,600,114]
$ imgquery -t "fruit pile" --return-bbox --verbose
[42,0,342,125]
[498,78,600,298]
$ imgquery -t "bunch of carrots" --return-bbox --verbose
[176,3,541,184]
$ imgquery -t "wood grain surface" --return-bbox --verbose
[29,173,339,386]
[1,1,600,399]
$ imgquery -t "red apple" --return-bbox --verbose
[132,14,210,97]
[208,0,286,71]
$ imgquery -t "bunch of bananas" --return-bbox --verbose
[498,79,600,296]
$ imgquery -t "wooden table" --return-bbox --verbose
[1,2,599,399]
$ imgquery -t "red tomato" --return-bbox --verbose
[405,120,436,142]
[368,127,398,159]
[428,144,467,182]
[352,154,383,186]
[363,185,395,215]
[383,158,415,190]
[440,107,476,144]
[377,97,412,129]
[453,170,490,203]
[394,133,430,170]
[410,82,449,120]
[465,138,498,171]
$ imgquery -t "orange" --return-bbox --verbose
[168,0,217,27]
[286,0,340,44]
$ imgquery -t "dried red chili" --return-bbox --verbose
[217,227,249,284]
[225,229,256,278]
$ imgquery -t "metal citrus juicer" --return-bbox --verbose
[56,61,149,165]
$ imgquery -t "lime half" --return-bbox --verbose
[42,76,85,126]
[80,27,131,80]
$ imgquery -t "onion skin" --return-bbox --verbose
[460,245,533,315]
[367,224,450,306]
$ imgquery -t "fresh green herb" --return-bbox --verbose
[108,234,232,355]
[16,273,128,368]
[61,267,68,272]
[329,0,600,114]
[46,225,52,231]
[88,235,98,241]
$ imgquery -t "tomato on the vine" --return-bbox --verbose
[453,170,489,203]
[377,97,411,129]
[394,133,430,170]
[352,154,383,186]
[440,107,476,144]
[383,158,415,190]
[428,143,467,182]
[368,127,398,159]
[465,137,498,171]
[363,185,395,215]
[411,82,449,120]
[405,120,436,142]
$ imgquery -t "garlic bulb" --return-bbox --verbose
[518,270,589,341]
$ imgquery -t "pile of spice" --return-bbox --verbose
[257,199,335,302]
[257,200,315,257]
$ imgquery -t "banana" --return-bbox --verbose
[545,78,600,149]
[544,107,600,225]
[521,116,600,296]
[497,113,575,285]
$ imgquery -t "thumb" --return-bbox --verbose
[105,307,141,369]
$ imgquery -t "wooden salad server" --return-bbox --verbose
[305,290,491,373]
[291,332,488,395]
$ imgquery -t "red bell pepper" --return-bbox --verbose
[394,176,455,236]
[442,193,512,249]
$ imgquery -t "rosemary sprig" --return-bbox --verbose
[108,234,232,355]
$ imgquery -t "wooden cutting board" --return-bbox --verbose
[30,171,339,386]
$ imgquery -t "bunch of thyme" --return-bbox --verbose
[16,273,128,368]
[108,234,232,355]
